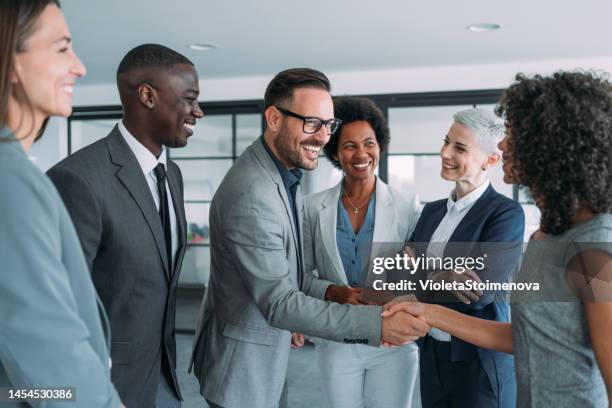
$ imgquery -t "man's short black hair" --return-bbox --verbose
[324,96,390,169]
[116,43,193,78]
[264,68,331,110]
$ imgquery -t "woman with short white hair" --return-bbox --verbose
[405,108,525,408]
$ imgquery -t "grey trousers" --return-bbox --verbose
[205,399,223,408]
[155,369,181,408]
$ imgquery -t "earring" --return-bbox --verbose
[481,166,487,171]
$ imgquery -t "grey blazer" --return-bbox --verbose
[0,131,121,407]
[190,138,383,408]
[303,178,422,293]
[47,126,187,408]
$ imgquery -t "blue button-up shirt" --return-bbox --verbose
[336,188,376,287]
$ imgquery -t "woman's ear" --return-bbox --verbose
[483,152,501,170]
[10,57,21,84]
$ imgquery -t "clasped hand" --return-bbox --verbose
[380,295,431,346]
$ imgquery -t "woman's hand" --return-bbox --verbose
[380,300,430,347]
[324,285,367,305]
[290,333,305,349]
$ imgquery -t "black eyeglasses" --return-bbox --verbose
[275,106,341,135]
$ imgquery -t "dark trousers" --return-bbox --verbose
[420,336,516,408]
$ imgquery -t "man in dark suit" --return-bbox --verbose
[48,44,204,408]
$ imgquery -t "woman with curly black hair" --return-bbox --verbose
[384,71,612,407]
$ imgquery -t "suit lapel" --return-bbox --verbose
[423,204,447,243]
[447,184,494,243]
[251,139,301,281]
[371,178,395,247]
[106,127,170,280]
[320,184,348,285]
[166,161,187,278]
[295,188,305,286]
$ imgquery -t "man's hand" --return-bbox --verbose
[383,294,418,311]
[382,300,428,319]
[291,333,305,349]
[430,269,483,304]
[381,303,431,346]
[325,285,367,305]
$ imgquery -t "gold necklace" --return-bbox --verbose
[343,191,369,215]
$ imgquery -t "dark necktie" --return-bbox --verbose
[153,163,173,275]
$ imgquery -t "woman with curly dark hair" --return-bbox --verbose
[384,71,612,407]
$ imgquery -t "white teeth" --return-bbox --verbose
[184,123,195,131]
[303,145,320,154]
[442,162,457,169]
[63,85,73,94]
[353,162,370,169]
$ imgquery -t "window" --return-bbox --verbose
[68,102,264,287]
[68,89,538,287]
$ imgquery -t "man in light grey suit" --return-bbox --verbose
[190,68,430,408]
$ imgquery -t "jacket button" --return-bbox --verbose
[363,339,369,344]
[343,339,349,343]
[350,339,356,344]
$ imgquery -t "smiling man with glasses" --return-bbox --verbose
[275,106,342,136]
[190,68,430,408]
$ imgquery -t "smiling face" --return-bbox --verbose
[270,87,333,170]
[150,63,204,148]
[11,3,86,119]
[440,122,491,183]
[497,131,516,184]
[334,120,379,182]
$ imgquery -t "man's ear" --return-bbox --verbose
[264,106,283,132]
[137,83,156,109]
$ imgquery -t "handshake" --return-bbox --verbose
[380,295,431,346]
[290,296,434,349]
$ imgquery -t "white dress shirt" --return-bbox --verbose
[427,180,490,341]
[118,121,178,268]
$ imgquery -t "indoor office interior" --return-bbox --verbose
[26,1,612,407]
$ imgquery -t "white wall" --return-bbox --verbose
[29,117,67,172]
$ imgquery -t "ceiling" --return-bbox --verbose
[61,0,612,85]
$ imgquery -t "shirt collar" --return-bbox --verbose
[261,136,303,190]
[118,121,167,175]
[447,180,490,213]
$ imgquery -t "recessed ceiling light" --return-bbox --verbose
[467,23,501,32]
[188,43,216,51]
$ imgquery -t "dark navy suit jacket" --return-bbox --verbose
[409,184,524,396]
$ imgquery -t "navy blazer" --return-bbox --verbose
[409,184,524,365]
